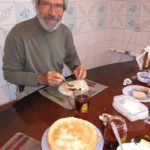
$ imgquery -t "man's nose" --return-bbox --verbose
[48,5,57,15]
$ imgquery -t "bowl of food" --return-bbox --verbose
[137,72,150,84]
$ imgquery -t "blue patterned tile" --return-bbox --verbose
[15,3,35,23]
[96,16,105,29]
[97,2,106,16]
[126,15,138,29]
[64,19,77,34]
[127,2,140,16]
[63,2,76,19]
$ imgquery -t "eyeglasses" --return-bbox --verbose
[40,2,63,13]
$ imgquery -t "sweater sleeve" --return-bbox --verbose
[64,30,81,71]
[3,33,38,87]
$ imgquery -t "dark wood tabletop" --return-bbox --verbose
[0,61,150,150]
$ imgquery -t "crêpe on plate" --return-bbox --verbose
[58,80,89,96]
[47,117,99,150]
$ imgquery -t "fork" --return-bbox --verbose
[64,79,74,87]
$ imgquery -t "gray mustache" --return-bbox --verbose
[43,15,59,21]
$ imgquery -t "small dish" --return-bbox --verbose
[122,85,150,102]
[137,72,150,84]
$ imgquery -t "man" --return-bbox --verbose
[3,0,86,99]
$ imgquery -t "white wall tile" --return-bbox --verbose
[113,15,126,28]
[86,44,96,58]
[76,47,86,61]
[76,18,87,33]
[0,73,8,87]
[95,51,111,67]
[76,2,88,18]
[87,17,96,31]
[8,84,17,101]
[112,28,125,41]
[0,47,3,69]
[136,31,150,45]
[0,0,14,2]
[76,33,88,47]
[0,25,14,47]
[87,1,97,17]
[139,17,150,32]
[111,40,124,50]
[86,31,96,45]
[106,15,115,28]
[107,1,127,15]
[0,86,10,105]
[84,56,96,70]
[0,3,16,25]
[124,29,135,43]
[95,42,107,56]
[15,0,32,2]
[140,2,150,17]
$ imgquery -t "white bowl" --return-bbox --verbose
[137,72,150,84]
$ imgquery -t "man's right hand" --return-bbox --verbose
[37,71,65,86]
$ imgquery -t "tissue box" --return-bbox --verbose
[113,95,149,122]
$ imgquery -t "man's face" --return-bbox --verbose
[37,0,64,32]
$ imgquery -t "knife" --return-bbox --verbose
[4,134,23,150]
[13,137,29,150]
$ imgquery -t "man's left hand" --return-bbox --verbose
[73,65,86,80]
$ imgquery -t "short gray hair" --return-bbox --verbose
[33,0,68,11]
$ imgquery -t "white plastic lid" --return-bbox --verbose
[113,95,149,121]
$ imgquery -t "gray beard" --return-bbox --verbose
[38,16,61,32]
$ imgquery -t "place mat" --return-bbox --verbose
[39,79,108,109]
[1,132,41,150]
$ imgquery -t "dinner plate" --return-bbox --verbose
[41,124,104,150]
[122,85,150,102]
[58,80,89,96]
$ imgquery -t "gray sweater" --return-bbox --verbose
[3,16,81,87]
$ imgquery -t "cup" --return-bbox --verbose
[104,116,127,149]
[74,94,90,113]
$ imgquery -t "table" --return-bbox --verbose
[0,61,150,150]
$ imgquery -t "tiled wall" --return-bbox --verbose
[0,0,150,105]
[110,0,150,57]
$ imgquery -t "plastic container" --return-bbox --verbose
[137,72,150,84]
[112,95,149,122]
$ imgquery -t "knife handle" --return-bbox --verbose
[13,137,28,150]
[4,134,23,150]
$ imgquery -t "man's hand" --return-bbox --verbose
[73,65,86,80]
[37,71,65,86]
